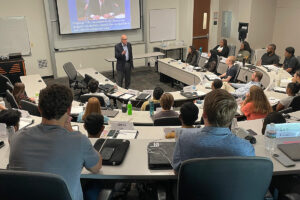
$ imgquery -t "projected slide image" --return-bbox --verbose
[76,0,126,20]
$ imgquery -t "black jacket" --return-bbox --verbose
[213,45,229,58]
[115,42,134,71]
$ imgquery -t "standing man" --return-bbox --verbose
[115,35,134,89]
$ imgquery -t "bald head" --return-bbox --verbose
[121,35,128,45]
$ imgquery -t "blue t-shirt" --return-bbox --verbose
[225,65,238,82]
[172,127,255,171]
[9,124,100,200]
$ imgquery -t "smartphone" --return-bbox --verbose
[247,129,258,136]
[273,152,296,167]
[101,147,115,161]
[107,130,118,137]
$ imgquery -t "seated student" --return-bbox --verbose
[211,79,223,90]
[276,82,300,111]
[258,44,280,66]
[13,82,35,108]
[204,50,219,73]
[219,56,238,83]
[283,47,300,75]
[292,70,300,84]
[9,84,102,200]
[83,79,110,107]
[227,71,263,98]
[212,39,229,58]
[172,89,255,172]
[141,87,164,111]
[186,46,198,66]
[166,102,199,139]
[0,109,21,132]
[152,93,178,121]
[77,97,109,123]
[261,112,286,135]
[236,41,252,63]
[241,85,273,120]
[84,113,105,138]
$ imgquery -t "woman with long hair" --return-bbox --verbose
[12,82,35,108]
[186,46,198,66]
[212,39,229,58]
[236,41,252,63]
[241,85,272,120]
[77,97,109,123]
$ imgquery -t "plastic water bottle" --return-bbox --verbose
[6,126,15,144]
[265,123,277,153]
[199,47,203,53]
[149,100,154,116]
[127,101,132,116]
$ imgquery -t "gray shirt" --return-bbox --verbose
[279,96,295,109]
[153,110,179,121]
[9,124,100,200]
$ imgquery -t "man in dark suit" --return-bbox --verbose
[115,35,134,89]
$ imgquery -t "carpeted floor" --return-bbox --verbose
[43,66,179,93]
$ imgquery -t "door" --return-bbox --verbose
[193,0,211,52]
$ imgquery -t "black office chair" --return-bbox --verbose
[63,62,86,93]
[20,100,41,117]
[195,50,201,67]
[6,81,14,92]
[232,64,241,83]
[153,117,181,126]
[214,55,221,74]
[80,94,106,107]
[177,157,273,200]
[5,90,19,109]
[0,74,11,96]
[0,170,72,200]
[145,102,161,111]
[279,96,300,114]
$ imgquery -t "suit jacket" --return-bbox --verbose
[115,42,134,71]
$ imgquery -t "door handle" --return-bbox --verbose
[193,34,209,39]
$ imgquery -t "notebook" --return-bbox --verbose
[205,74,220,81]
[278,143,300,161]
[148,142,175,170]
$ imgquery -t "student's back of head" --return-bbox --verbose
[0,109,21,131]
[153,87,164,100]
[88,79,99,93]
[262,112,286,134]
[212,79,223,90]
[160,93,174,110]
[83,97,102,121]
[39,84,73,120]
[203,89,237,127]
[84,113,105,138]
[180,102,199,126]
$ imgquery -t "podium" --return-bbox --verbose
[0,58,26,85]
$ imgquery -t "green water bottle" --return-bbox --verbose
[127,101,132,115]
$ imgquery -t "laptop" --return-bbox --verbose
[278,143,300,161]
[101,110,119,118]
[148,142,175,170]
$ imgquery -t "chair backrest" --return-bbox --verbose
[20,100,41,117]
[0,74,11,96]
[6,81,14,92]
[0,170,72,200]
[195,50,201,67]
[228,45,236,56]
[250,48,255,64]
[198,56,207,68]
[178,157,273,200]
[145,102,161,111]
[5,90,19,109]
[214,55,221,74]
[255,48,267,64]
[80,94,106,107]
[154,117,181,126]
[232,64,241,83]
[63,62,78,81]
[290,96,300,112]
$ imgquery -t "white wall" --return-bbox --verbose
[272,0,300,61]
[248,0,276,50]
[0,0,53,77]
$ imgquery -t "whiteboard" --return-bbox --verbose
[46,0,144,51]
[150,9,176,42]
[0,17,31,56]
